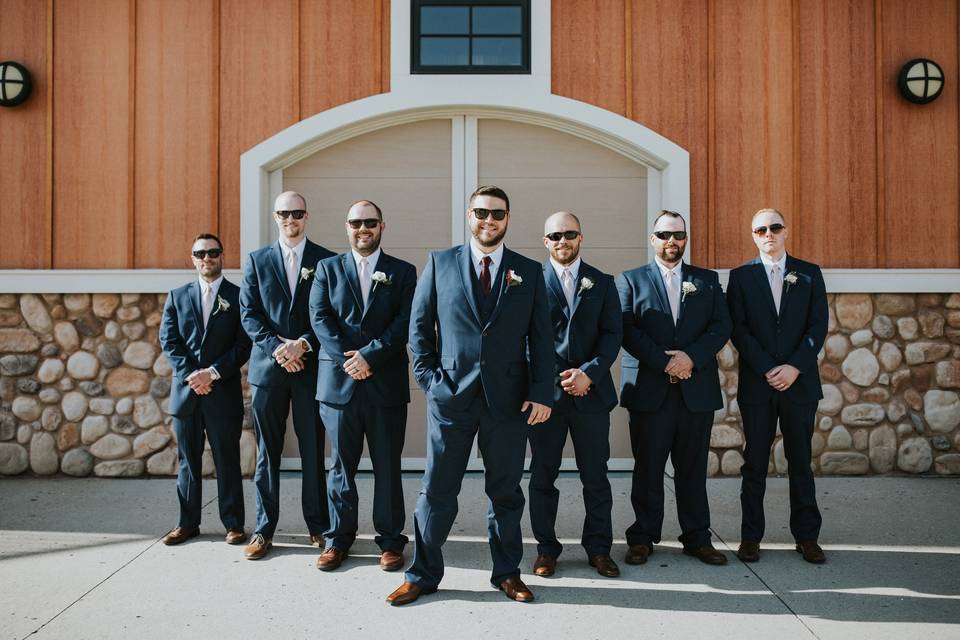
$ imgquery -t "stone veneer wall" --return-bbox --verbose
[0,292,958,478]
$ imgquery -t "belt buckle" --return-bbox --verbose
[668,375,678,384]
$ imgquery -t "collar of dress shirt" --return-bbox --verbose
[279,237,307,261]
[654,257,683,280]
[469,239,505,276]
[550,256,581,284]
[198,275,224,297]
[351,247,381,272]
[759,252,787,276]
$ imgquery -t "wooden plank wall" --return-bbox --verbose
[0,0,956,270]
[553,0,960,268]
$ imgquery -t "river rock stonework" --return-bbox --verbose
[0,292,958,477]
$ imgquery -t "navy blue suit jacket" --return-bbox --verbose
[240,239,335,387]
[309,250,416,407]
[409,245,554,422]
[159,278,251,420]
[726,255,828,405]
[617,261,731,413]
[542,260,622,413]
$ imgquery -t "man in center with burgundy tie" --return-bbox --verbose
[386,185,554,606]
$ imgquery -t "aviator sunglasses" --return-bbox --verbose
[653,230,687,241]
[753,223,786,236]
[347,218,381,229]
[545,230,581,242]
[275,209,307,220]
[471,208,508,221]
[192,248,223,259]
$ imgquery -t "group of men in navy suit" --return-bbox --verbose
[159,185,829,606]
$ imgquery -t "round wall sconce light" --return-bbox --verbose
[898,58,945,104]
[0,61,33,107]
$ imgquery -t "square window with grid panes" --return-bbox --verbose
[412,0,530,74]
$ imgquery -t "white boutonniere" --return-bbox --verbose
[505,270,522,289]
[577,277,594,296]
[214,295,230,315]
[300,267,314,282]
[371,271,391,286]
[680,281,698,302]
[784,271,798,292]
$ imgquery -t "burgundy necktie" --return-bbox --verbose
[480,256,492,295]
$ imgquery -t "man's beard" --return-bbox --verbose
[473,225,507,248]
[658,244,684,263]
[352,234,381,256]
[551,244,580,265]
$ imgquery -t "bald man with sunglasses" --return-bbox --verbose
[240,191,335,560]
[726,208,828,565]
[617,210,731,567]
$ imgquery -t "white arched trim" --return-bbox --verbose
[240,92,691,261]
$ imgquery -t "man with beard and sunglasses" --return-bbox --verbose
[387,185,554,606]
[159,233,251,546]
[308,200,416,572]
[617,210,731,567]
[726,208,828,565]
[528,212,622,579]
[240,191,335,560]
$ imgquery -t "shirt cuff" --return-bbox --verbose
[299,337,312,353]
[208,366,221,381]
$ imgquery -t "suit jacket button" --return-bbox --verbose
[481,360,486,365]
[482,331,488,337]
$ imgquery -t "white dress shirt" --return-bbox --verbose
[550,256,581,309]
[469,239,505,285]
[352,247,382,307]
[655,258,683,323]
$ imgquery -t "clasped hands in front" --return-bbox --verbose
[663,350,693,380]
[765,363,799,391]
[273,337,308,372]
[186,368,215,396]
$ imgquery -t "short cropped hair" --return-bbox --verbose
[653,210,686,230]
[349,199,383,220]
[753,208,786,225]
[193,233,223,251]
[469,185,510,212]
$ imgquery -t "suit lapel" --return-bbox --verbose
[569,262,594,320]
[187,281,204,341]
[750,258,779,319]
[675,265,693,329]
[291,241,317,308]
[362,252,388,320]
[341,252,364,313]
[270,242,292,305]
[779,254,796,319]
[543,262,569,318]
[482,250,510,331]
[645,262,671,317]
[457,245,483,327]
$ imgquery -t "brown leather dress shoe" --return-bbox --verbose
[589,555,621,577]
[380,549,404,572]
[162,527,199,546]
[317,547,348,571]
[225,529,247,545]
[386,581,436,606]
[244,533,272,560]
[737,541,760,562]
[309,534,324,547]
[532,554,556,577]
[498,576,534,602]
[683,544,728,565]
[624,543,653,565]
[796,541,826,564]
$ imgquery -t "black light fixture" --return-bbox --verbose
[898,58,945,104]
[0,61,32,107]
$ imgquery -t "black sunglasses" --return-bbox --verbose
[544,230,581,242]
[653,230,687,241]
[753,223,786,236]
[275,209,306,220]
[192,248,223,259]
[347,218,381,229]
[471,208,508,221]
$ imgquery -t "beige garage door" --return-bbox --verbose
[275,116,648,470]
